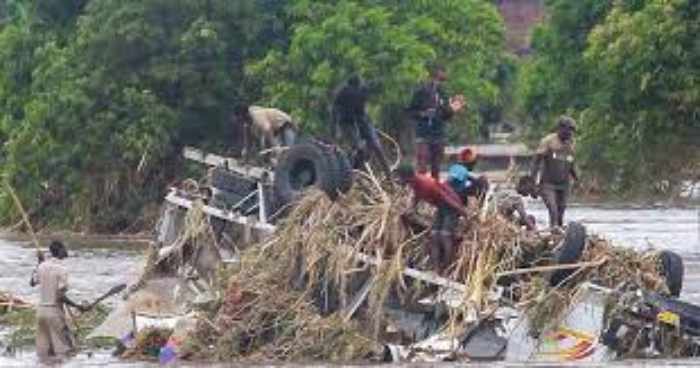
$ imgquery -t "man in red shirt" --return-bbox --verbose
[396,163,468,274]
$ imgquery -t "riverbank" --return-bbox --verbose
[0,230,150,249]
[1,203,699,366]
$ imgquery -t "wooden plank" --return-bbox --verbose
[183,147,272,181]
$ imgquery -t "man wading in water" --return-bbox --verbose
[530,116,578,228]
[30,241,87,363]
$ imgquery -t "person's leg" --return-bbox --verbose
[540,186,559,229]
[430,208,447,271]
[556,188,568,227]
[416,142,429,175]
[36,312,52,362]
[351,119,370,169]
[361,118,392,177]
[428,232,442,271]
[429,142,444,180]
[440,208,459,273]
[414,118,430,175]
[46,308,74,360]
[437,232,454,275]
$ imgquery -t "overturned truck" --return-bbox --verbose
[93,143,698,364]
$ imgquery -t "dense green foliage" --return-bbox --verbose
[0,0,284,231]
[250,0,510,145]
[519,0,700,194]
[1,0,698,232]
[0,0,508,231]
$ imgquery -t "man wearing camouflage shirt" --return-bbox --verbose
[530,116,578,228]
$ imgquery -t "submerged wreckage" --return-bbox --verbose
[91,141,699,363]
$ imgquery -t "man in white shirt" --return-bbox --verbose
[247,105,297,152]
[30,241,86,363]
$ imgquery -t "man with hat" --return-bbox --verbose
[530,115,578,228]
[447,147,491,205]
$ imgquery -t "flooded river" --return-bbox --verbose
[1,203,700,367]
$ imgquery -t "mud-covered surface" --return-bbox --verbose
[1,204,699,366]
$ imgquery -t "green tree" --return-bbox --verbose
[249,0,507,147]
[580,0,700,191]
[516,0,612,133]
[0,0,284,231]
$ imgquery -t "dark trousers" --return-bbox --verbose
[541,185,569,228]
[339,115,392,177]
[429,205,459,273]
[416,142,444,180]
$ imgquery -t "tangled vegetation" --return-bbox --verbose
[150,174,672,362]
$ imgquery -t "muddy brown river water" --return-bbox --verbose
[2,203,700,367]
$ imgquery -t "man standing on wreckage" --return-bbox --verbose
[396,163,468,274]
[407,64,466,180]
[530,115,578,229]
[331,74,393,178]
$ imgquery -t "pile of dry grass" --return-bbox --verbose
[174,172,671,361]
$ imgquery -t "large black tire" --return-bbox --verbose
[659,250,684,297]
[273,143,340,205]
[550,222,587,287]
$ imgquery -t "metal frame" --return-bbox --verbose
[180,146,472,295]
[183,146,272,181]
[165,190,275,234]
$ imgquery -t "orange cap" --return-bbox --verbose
[459,147,477,164]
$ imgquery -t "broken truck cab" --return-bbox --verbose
[387,282,700,363]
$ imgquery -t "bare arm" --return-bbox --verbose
[531,137,549,180]
[30,269,38,287]
[530,153,544,180]
[59,288,86,312]
[570,165,579,182]
[29,250,43,287]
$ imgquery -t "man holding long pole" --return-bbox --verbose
[30,241,87,363]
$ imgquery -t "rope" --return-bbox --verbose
[377,128,402,171]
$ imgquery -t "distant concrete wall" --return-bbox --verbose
[497,0,545,54]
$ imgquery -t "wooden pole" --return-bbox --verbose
[495,257,608,279]
[5,181,41,250]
